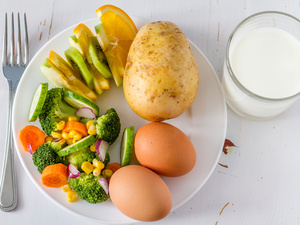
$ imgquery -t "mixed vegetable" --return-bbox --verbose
[20,85,134,203]
[19,5,137,204]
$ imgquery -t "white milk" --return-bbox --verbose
[222,27,300,119]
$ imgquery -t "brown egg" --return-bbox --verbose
[109,165,172,222]
[134,122,196,177]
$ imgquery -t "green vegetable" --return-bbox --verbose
[95,108,121,145]
[64,147,96,172]
[32,142,64,173]
[64,46,95,89]
[69,173,110,204]
[120,126,134,167]
[38,88,78,136]
[58,135,96,157]
[63,90,99,116]
[28,83,48,122]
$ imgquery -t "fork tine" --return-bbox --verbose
[16,13,22,66]
[2,13,8,66]
[23,13,29,66]
[9,13,15,66]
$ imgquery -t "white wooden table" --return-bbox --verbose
[1,1,300,224]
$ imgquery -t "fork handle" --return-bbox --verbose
[0,80,17,211]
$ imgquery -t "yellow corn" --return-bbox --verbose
[102,169,113,178]
[86,120,94,130]
[61,184,71,192]
[56,121,66,130]
[62,132,70,140]
[67,191,78,202]
[58,138,66,145]
[81,161,93,174]
[68,116,77,122]
[51,131,62,139]
[88,124,97,136]
[68,130,78,138]
[93,167,101,176]
[93,159,104,170]
[90,143,96,152]
[45,136,53,143]
[73,132,82,141]
[66,138,73,145]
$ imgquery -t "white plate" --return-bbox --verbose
[12,17,227,224]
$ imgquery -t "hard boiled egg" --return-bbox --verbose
[109,165,172,222]
[134,122,196,177]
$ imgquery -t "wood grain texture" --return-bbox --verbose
[1,1,300,225]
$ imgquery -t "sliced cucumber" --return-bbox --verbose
[120,126,135,167]
[57,135,96,157]
[64,46,95,90]
[28,83,48,122]
[63,90,99,116]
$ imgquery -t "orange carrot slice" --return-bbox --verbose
[62,121,88,137]
[41,163,68,188]
[19,125,45,153]
[105,163,121,173]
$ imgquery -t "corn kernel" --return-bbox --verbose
[61,184,71,192]
[67,191,78,202]
[102,169,113,178]
[58,138,66,145]
[68,116,77,122]
[68,130,78,138]
[81,161,93,174]
[56,121,66,130]
[51,131,62,139]
[86,120,94,130]
[73,132,82,141]
[93,159,104,170]
[66,138,73,145]
[62,132,70,140]
[90,143,96,152]
[93,167,101,176]
[45,136,53,143]
[88,124,97,136]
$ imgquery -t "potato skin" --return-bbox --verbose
[124,21,199,122]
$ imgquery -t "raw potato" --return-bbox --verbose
[124,21,199,121]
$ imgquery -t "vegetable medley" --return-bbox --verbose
[19,5,137,204]
[20,86,127,203]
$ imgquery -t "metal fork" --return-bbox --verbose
[0,12,29,212]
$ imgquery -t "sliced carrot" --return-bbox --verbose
[62,121,88,137]
[105,163,121,173]
[19,125,45,153]
[41,163,68,188]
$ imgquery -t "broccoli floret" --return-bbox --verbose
[64,148,96,171]
[32,142,63,173]
[69,173,109,204]
[64,147,110,171]
[39,88,78,135]
[95,108,121,145]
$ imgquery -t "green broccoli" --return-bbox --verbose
[38,88,78,135]
[64,147,95,171]
[69,173,110,204]
[32,142,64,173]
[64,147,111,171]
[95,108,121,145]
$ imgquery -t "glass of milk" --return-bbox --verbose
[222,11,300,120]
